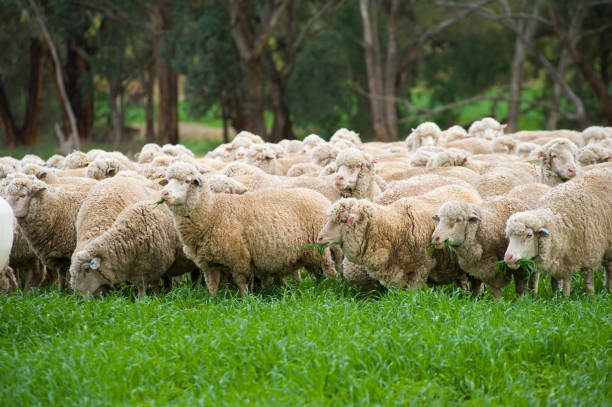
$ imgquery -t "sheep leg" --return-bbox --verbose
[550,277,563,294]
[232,273,249,297]
[513,269,528,296]
[57,270,68,292]
[489,286,502,299]
[203,267,221,295]
[528,272,540,296]
[292,269,302,282]
[137,284,146,299]
[562,279,571,297]
[582,269,595,294]
[260,275,275,289]
[470,277,484,298]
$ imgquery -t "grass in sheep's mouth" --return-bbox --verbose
[494,258,538,278]
[426,239,458,259]
[153,199,165,209]
[299,242,339,258]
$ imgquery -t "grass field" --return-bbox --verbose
[1,274,610,407]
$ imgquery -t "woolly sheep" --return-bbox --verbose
[444,137,492,155]
[205,174,248,194]
[286,163,322,177]
[431,197,532,298]
[515,142,540,158]
[582,126,609,145]
[440,125,469,144]
[406,122,441,151]
[537,138,579,186]
[320,162,338,176]
[0,196,15,293]
[86,156,138,180]
[61,151,89,169]
[4,174,90,291]
[577,144,611,166]
[46,154,65,168]
[409,146,445,167]
[21,164,97,187]
[311,143,339,167]
[491,136,519,154]
[70,201,196,298]
[21,154,46,167]
[159,162,337,296]
[234,130,264,144]
[334,148,384,200]
[505,183,551,209]
[231,136,254,160]
[375,174,474,205]
[426,149,470,168]
[317,185,482,289]
[504,168,612,296]
[301,134,326,153]
[161,144,195,158]
[279,139,303,154]
[330,128,362,147]
[468,117,505,140]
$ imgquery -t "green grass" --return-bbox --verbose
[1,275,610,406]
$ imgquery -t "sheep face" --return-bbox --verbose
[70,253,112,297]
[246,145,276,171]
[86,158,120,180]
[317,198,366,248]
[334,164,362,192]
[62,151,88,169]
[543,148,577,181]
[431,202,480,248]
[504,212,552,269]
[4,182,46,219]
[159,164,204,210]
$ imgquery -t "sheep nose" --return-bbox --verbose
[160,190,169,200]
[316,235,325,244]
[568,167,576,176]
[432,235,440,243]
[504,253,515,264]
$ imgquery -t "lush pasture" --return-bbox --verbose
[1,275,610,407]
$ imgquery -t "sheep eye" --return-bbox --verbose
[185,179,191,184]
[526,232,533,238]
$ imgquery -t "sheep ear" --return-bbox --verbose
[88,257,101,270]
[225,146,233,152]
[40,171,47,179]
[346,213,359,223]
[538,228,549,236]
[432,214,440,222]
[32,185,47,195]
[158,178,169,186]
[106,167,117,176]
[192,178,202,188]
[462,157,468,165]
[468,214,481,222]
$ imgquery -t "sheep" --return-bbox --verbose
[537,138,579,186]
[196,157,227,171]
[577,144,611,166]
[426,149,470,168]
[0,163,16,180]
[406,122,441,151]
[440,125,469,144]
[317,185,482,289]
[409,146,445,167]
[320,162,338,176]
[505,183,551,209]
[159,162,337,296]
[333,148,384,200]
[21,154,46,167]
[444,137,492,155]
[330,128,362,147]
[46,154,65,168]
[582,126,609,145]
[311,143,339,167]
[70,201,196,298]
[286,163,322,177]
[515,142,541,158]
[231,136,254,160]
[204,174,248,194]
[9,226,44,290]
[86,156,138,180]
[511,130,583,147]
[234,130,264,144]
[474,170,530,198]
[3,174,90,291]
[279,139,303,154]
[136,143,162,164]
[161,144,195,158]
[0,196,16,293]
[491,136,519,154]
[245,144,287,175]
[380,166,481,185]
[61,151,89,169]
[431,197,532,298]
[21,164,97,187]
[468,117,505,140]
[375,174,474,205]
[504,168,612,296]
[301,134,326,152]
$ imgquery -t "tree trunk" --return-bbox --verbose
[108,83,123,146]
[65,47,94,141]
[550,4,612,125]
[154,1,179,145]
[0,38,45,147]
[243,61,267,137]
[144,64,155,143]
[360,0,387,141]
[508,0,543,132]
[383,0,399,140]
[547,49,571,130]
[267,51,294,142]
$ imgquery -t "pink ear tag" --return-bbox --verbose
[372,158,378,164]
[346,217,354,224]
[537,152,543,159]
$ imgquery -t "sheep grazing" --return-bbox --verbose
[70,202,195,298]
[317,185,482,289]
[577,144,611,166]
[468,117,505,140]
[537,138,579,186]
[160,162,336,296]
[406,122,441,151]
[431,197,532,298]
[504,168,612,296]
[334,148,384,200]
[0,196,17,294]
[3,174,90,291]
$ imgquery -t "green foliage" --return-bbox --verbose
[0,278,610,406]
[427,239,458,259]
[495,259,539,279]
[299,242,338,258]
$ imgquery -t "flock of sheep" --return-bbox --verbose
[0,118,611,299]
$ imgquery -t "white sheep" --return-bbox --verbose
[406,122,441,151]
[0,196,16,293]
[159,162,336,296]
[537,138,579,186]
[468,117,505,140]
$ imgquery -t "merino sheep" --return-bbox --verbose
[409,146,445,167]
[537,138,579,186]
[279,139,303,154]
[406,122,441,151]
[301,134,326,153]
[505,183,551,209]
[504,168,612,296]
[159,162,337,296]
[375,175,473,205]
[330,128,362,147]
[4,174,90,291]
[491,136,519,154]
[46,154,65,168]
[334,148,383,200]
[286,163,322,177]
[70,202,196,298]
[426,149,470,168]
[440,125,468,144]
[0,196,16,293]
[577,144,611,166]
[515,142,540,158]
[468,117,505,140]
[61,151,89,169]
[444,137,492,155]
[21,164,97,187]
[311,143,339,167]
[317,185,482,289]
[431,197,532,298]
[582,126,609,145]
[86,156,138,180]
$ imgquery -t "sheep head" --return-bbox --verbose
[70,249,112,297]
[159,163,205,212]
[540,138,579,181]
[431,201,481,249]
[504,210,553,269]
[334,148,374,196]
[317,198,364,246]
[3,174,47,219]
